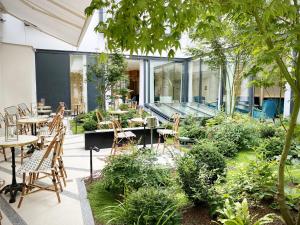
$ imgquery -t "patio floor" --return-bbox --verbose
[0,133,108,225]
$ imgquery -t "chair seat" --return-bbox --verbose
[157,129,177,136]
[130,118,144,123]
[17,150,52,174]
[98,121,113,125]
[117,131,136,139]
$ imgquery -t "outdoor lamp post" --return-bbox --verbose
[146,116,157,149]
[89,146,100,180]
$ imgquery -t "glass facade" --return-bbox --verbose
[152,62,183,103]
[189,59,220,109]
[70,54,87,113]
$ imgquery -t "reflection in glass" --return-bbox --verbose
[154,62,182,103]
[70,55,86,113]
[201,63,219,108]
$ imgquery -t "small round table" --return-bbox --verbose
[109,110,128,122]
[37,109,52,116]
[0,135,38,203]
[37,106,51,110]
[18,117,49,135]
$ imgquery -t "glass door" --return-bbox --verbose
[70,55,87,113]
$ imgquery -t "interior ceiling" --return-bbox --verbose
[0,0,92,46]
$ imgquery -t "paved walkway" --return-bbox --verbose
[0,134,108,225]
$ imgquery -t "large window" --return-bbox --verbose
[70,54,87,113]
[154,62,182,103]
[189,59,220,108]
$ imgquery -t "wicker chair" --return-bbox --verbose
[156,113,180,152]
[96,110,113,129]
[17,130,63,208]
[0,179,4,225]
[111,120,136,155]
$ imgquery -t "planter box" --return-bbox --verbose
[84,127,160,150]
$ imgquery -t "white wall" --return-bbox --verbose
[0,43,36,111]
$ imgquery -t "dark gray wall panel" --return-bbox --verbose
[36,51,70,110]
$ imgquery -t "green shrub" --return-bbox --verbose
[257,136,299,160]
[121,187,181,225]
[120,109,136,127]
[101,152,173,194]
[190,140,226,178]
[215,139,238,157]
[82,118,98,131]
[177,140,225,205]
[119,103,129,111]
[220,157,277,202]
[210,121,258,152]
[259,124,277,138]
[180,125,206,140]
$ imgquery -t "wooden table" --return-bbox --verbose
[37,105,51,110]
[18,117,49,135]
[0,135,38,203]
[109,110,128,121]
[37,109,52,116]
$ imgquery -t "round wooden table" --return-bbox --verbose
[37,105,51,110]
[18,117,49,135]
[0,135,38,203]
[37,109,52,116]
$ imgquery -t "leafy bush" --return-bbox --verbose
[119,109,137,127]
[180,125,206,140]
[209,121,258,152]
[220,158,277,202]
[177,140,225,205]
[82,118,98,131]
[259,124,277,138]
[257,136,299,160]
[101,152,173,194]
[190,140,226,178]
[214,139,238,157]
[217,199,276,225]
[119,103,129,111]
[120,187,181,225]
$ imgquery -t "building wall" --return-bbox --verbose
[0,43,36,111]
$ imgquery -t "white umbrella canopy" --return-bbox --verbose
[0,0,92,46]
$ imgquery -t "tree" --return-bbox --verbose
[87,52,127,111]
[86,1,300,224]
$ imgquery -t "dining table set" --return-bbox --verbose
[0,103,54,203]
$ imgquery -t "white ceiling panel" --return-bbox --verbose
[0,0,92,46]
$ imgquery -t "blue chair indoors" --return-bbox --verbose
[253,99,277,120]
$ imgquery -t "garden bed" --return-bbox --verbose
[85,113,300,225]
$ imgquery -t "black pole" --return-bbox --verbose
[143,123,146,149]
[90,148,93,180]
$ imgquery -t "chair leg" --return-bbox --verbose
[51,170,61,203]
[58,158,67,187]
[156,135,161,152]
[55,168,63,192]
[18,173,27,208]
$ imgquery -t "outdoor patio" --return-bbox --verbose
[0,130,105,225]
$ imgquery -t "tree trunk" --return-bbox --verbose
[278,94,300,225]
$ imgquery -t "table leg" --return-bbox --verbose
[0,147,23,203]
[34,124,37,136]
